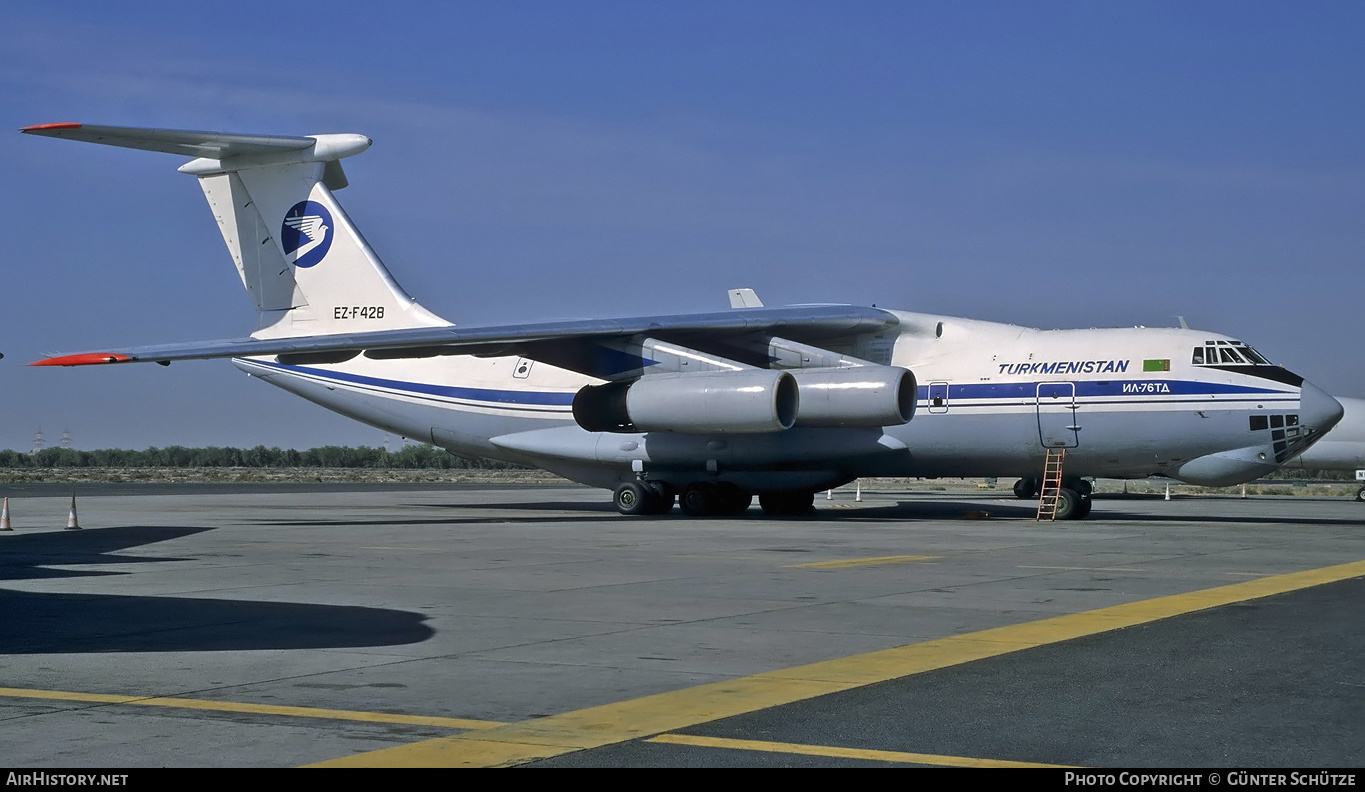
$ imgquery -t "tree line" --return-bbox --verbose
[0,445,526,470]
[0,445,1349,479]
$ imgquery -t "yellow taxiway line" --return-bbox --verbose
[647,733,1075,768]
[311,558,1365,767]
[0,687,502,731]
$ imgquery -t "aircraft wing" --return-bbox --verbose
[32,305,898,374]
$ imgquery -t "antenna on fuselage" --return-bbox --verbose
[1176,316,1189,330]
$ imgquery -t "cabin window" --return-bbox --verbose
[1192,348,1205,365]
[1249,415,1268,431]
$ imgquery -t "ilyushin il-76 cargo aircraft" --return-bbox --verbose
[22,124,1345,519]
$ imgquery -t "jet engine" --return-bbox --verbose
[573,370,799,434]
[789,366,916,427]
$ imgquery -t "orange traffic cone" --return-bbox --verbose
[66,495,80,530]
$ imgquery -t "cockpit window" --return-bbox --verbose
[1193,341,1272,367]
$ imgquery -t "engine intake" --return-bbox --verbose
[574,370,799,434]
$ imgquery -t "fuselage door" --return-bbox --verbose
[927,382,949,414]
[1036,381,1079,448]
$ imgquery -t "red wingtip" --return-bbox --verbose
[20,122,83,132]
[31,353,132,367]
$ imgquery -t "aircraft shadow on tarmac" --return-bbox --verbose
[0,525,433,654]
[385,496,1363,527]
[0,525,212,582]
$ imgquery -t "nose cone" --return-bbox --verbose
[1300,380,1345,434]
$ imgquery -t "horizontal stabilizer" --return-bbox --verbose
[20,123,318,159]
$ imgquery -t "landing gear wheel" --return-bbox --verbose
[1053,487,1081,520]
[680,483,719,517]
[759,491,816,516]
[1356,486,1365,503]
[613,481,650,516]
[1073,494,1093,519]
[1014,478,1039,499]
[715,483,753,515]
[644,482,676,515]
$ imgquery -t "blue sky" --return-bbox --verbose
[2,1,1362,450]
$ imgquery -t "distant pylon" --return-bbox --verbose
[60,428,71,449]
[65,494,80,530]
[32,427,44,453]
[1,497,11,531]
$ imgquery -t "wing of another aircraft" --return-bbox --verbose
[32,305,899,377]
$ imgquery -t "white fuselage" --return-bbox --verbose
[232,309,1342,492]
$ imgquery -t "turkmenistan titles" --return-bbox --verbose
[997,360,1131,376]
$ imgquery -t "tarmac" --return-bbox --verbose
[0,483,1361,768]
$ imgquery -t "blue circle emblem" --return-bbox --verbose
[281,200,334,268]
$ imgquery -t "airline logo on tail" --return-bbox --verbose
[281,201,333,268]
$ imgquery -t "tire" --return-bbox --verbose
[1068,478,1093,498]
[680,483,719,517]
[1014,478,1039,499]
[1356,486,1365,503]
[613,481,650,516]
[1073,495,1093,519]
[715,483,753,515]
[1053,487,1080,520]
[643,482,676,515]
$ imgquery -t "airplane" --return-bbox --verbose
[20,123,1346,519]
[1283,396,1365,501]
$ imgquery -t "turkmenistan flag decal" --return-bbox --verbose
[1144,359,1171,372]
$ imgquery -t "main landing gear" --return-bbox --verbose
[612,481,815,517]
[1015,477,1092,500]
[1016,475,1094,520]
[612,481,676,516]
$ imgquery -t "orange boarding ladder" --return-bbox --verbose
[1036,448,1067,521]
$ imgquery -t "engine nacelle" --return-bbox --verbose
[789,366,916,427]
[573,370,799,434]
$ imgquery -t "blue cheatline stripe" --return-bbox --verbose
[249,360,577,407]
[249,357,1290,411]
[917,380,1287,401]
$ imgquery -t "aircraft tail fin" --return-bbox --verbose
[21,123,450,339]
